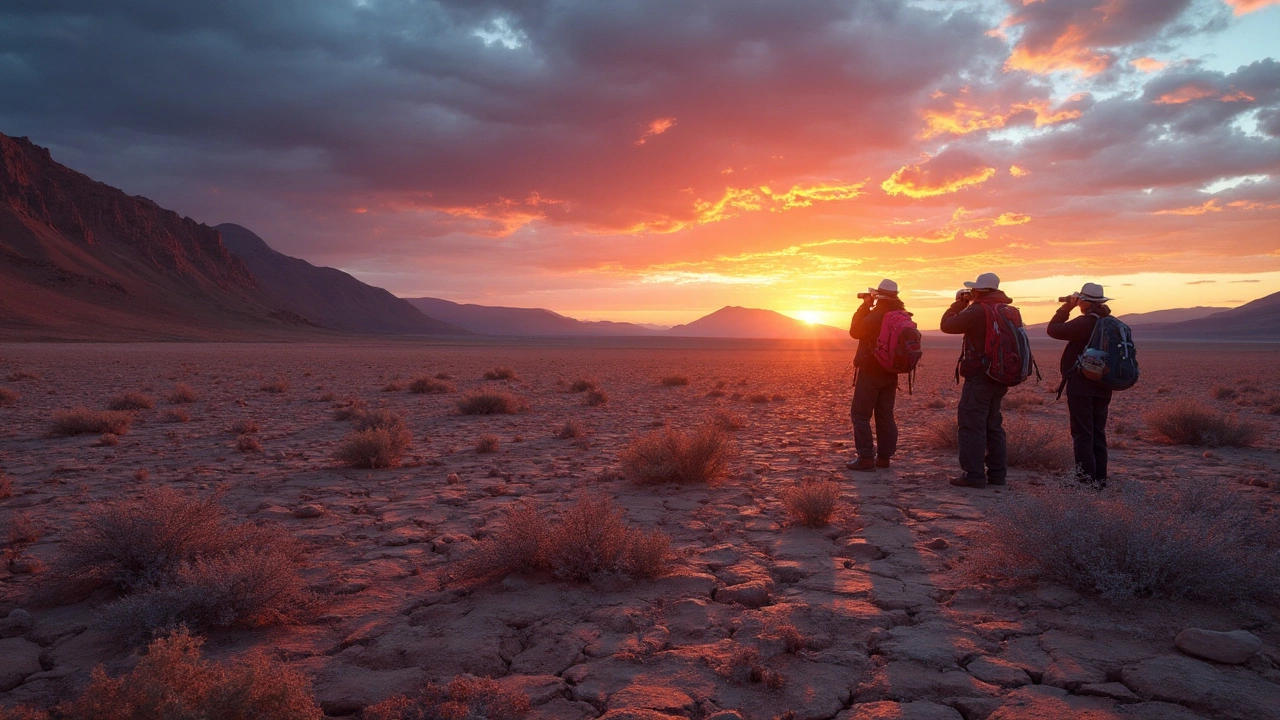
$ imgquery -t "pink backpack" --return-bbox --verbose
[873,310,923,390]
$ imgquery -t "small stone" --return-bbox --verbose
[1076,682,1140,703]
[716,580,772,608]
[292,503,324,518]
[1175,628,1262,665]
[841,540,888,561]
[447,473,460,484]
[1203,451,1213,458]
[966,657,1031,688]
[924,538,949,550]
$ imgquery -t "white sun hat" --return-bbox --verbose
[963,272,1000,290]
[869,278,899,296]
[1078,282,1112,303]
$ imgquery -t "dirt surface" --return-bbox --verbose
[1,341,1278,719]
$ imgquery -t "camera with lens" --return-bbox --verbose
[857,292,874,300]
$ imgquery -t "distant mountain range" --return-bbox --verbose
[667,306,847,340]
[0,132,464,340]
[405,297,658,337]
[1134,292,1280,341]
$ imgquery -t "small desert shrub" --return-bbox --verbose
[50,407,133,436]
[455,390,529,415]
[585,387,608,406]
[260,378,289,393]
[773,623,808,654]
[48,629,322,720]
[98,433,119,446]
[335,427,412,468]
[230,419,260,434]
[409,376,455,394]
[782,480,842,527]
[363,676,529,720]
[107,392,154,411]
[434,371,453,380]
[475,434,500,453]
[4,371,39,381]
[1146,400,1263,447]
[660,374,690,387]
[133,469,150,482]
[167,383,198,404]
[747,392,771,404]
[332,397,368,421]
[482,367,518,381]
[56,488,311,635]
[924,397,947,409]
[619,422,735,485]
[922,418,958,450]
[352,408,407,432]
[1004,416,1074,471]
[713,410,745,430]
[0,474,11,500]
[722,646,785,688]
[1003,392,1045,409]
[706,388,727,398]
[382,381,403,392]
[162,408,190,423]
[1211,384,1238,400]
[0,387,17,406]
[970,479,1280,603]
[456,496,670,583]
[235,435,261,453]
[568,378,599,392]
[7,512,39,547]
[555,420,584,439]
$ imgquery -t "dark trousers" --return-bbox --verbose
[1067,392,1111,482]
[850,369,898,460]
[958,374,1008,483]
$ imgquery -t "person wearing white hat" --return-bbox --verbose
[939,271,1015,488]
[1047,282,1116,488]
[846,279,907,471]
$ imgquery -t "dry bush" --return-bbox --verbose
[335,427,412,468]
[382,381,403,392]
[747,392,770,403]
[0,473,11,500]
[555,420,584,439]
[475,434,500,453]
[568,378,599,392]
[363,676,529,720]
[1211,384,1238,400]
[773,623,808,654]
[619,422,735,485]
[50,407,133,436]
[713,410,745,431]
[923,396,947,409]
[167,383,199,404]
[455,390,529,415]
[352,408,406,432]
[97,433,119,446]
[782,480,842,527]
[230,419,260,434]
[133,469,150,482]
[1145,400,1263,447]
[970,480,1280,603]
[49,629,322,720]
[0,387,17,406]
[55,487,312,636]
[162,408,190,423]
[434,371,453,380]
[409,376,455,394]
[107,392,154,411]
[456,496,670,583]
[1003,392,1045,409]
[1004,416,1074,471]
[660,374,690,387]
[721,646,785,688]
[922,417,958,450]
[5,371,39,381]
[482,367,518,381]
[585,387,608,406]
[235,435,261,453]
[332,397,368,421]
[260,378,289,393]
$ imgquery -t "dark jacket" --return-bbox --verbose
[1047,303,1113,397]
[850,296,906,371]
[939,290,1013,378]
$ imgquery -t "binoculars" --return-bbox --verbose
[857,292,874,300]
[1058,293,1079,302]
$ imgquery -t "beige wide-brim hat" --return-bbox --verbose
[963,272,1000,290]
[1079,282,1112,303]
[868,278,899,296]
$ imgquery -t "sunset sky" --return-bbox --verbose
[2,0,1278,326]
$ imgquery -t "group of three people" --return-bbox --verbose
[848,272,1113,489]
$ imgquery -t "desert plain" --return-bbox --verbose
[1,339,1279,720]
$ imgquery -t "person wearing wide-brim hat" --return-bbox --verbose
[846,279,907,471]
[1047,282,1115,489]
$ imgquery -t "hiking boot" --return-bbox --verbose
[949,476,986,489]
[987,476,1006,486]
[875,457,892,468]
[846,457,877,472]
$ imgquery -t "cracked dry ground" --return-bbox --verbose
[1,341,1280,720]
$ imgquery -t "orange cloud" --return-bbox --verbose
[1131,57,1165,72]
[694,182,864,223]
[1220,89,1256,103]
[1154,199,1222,216]
[1224,0,1280,15]
[882,153,997,199]
[435,192,565,234]
[635,117,677,145]
[1006,25,1111,76]
[1010,165,1030,177]
[1154,83,1256,105]
[994,212,1032,225]
[920,92,1084,138]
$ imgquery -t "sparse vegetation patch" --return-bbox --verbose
[0,387,18,406]
[1145,400,1263,447]
[50,408,133,436]
[782,480,842,527]
[167,383,199,404]
[107,392,154,411]
[363,676,529,720]
[619,422,735,485]
[661,374,690,387]
[456,389,530,415]
[409,376,455,394]
[1004,416,1074,471]
[482,367,518,380]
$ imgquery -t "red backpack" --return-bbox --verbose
[975,302,1038,386]
[873,310,923,391]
